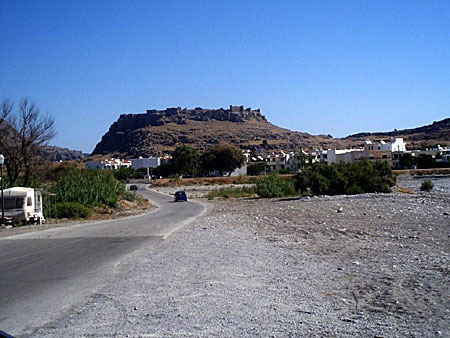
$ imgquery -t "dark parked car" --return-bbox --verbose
[174,190,188,202]
[129,184,138,191]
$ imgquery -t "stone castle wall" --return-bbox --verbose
[108,105,266,133]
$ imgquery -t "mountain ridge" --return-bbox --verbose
[92,106,449,156]
[92,105,337,156]
[346,118,450,149]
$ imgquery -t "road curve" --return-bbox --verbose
[0,186,206,337]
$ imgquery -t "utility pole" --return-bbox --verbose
[0,154,5,225]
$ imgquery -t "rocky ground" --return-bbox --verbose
[32,185,450,337]
[396,175,450,194]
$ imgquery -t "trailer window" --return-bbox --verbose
[0,198,24,209]
[27,197,32,206]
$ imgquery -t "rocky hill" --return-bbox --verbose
[39,145,86,161]
[92,105,449,156]
[346,118,450,149]
[92,105,337,156]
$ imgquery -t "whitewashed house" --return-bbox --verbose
[86,158,131,170]
[327,148,365,164]
[264,151,303,173]
[327,138,406,165]
[387,138,407,152]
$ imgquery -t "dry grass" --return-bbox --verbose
[152,176,250,187]
[393,168,450,176]
[395,186,416,194]
[151,174,296,187]
[85,199,153,221]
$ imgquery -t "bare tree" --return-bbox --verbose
[0,99,12,125]
[0,98,56,186]
[0,99,21,185]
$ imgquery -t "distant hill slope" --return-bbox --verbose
[346,118,450,149]
[39,145,86,161]
[92,106,336,157]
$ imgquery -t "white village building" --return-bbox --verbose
[86,158,132,170]
[130,156,161,169]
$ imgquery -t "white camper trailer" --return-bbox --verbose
[0,187,45,224]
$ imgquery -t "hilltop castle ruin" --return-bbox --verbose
[109,105,266,133]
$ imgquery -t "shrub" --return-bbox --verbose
[50,202,91,219]
[420,180,434,192]
[294,160,396,196]
[247,163,266,176]
[277,168,291,175]
[255,174,296,198]
[205,186,256,199]
[122,191,145,202]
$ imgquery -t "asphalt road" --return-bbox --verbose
[0,186,205,337]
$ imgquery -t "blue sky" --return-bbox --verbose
[1,1,449,153]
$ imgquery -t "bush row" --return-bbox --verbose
[43,167,129,219]
[205,160,398,199]
[294,159,396,195]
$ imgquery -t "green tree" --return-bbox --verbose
[416,154,436,169]
[170,145,199,176]
[113,167,136,182]
[399,153,416,169]
[153,162,174,178]
[247,163,266,176]
[201,144,245,176]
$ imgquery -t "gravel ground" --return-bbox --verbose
[397,175,450,194]
[32,186,450,337]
